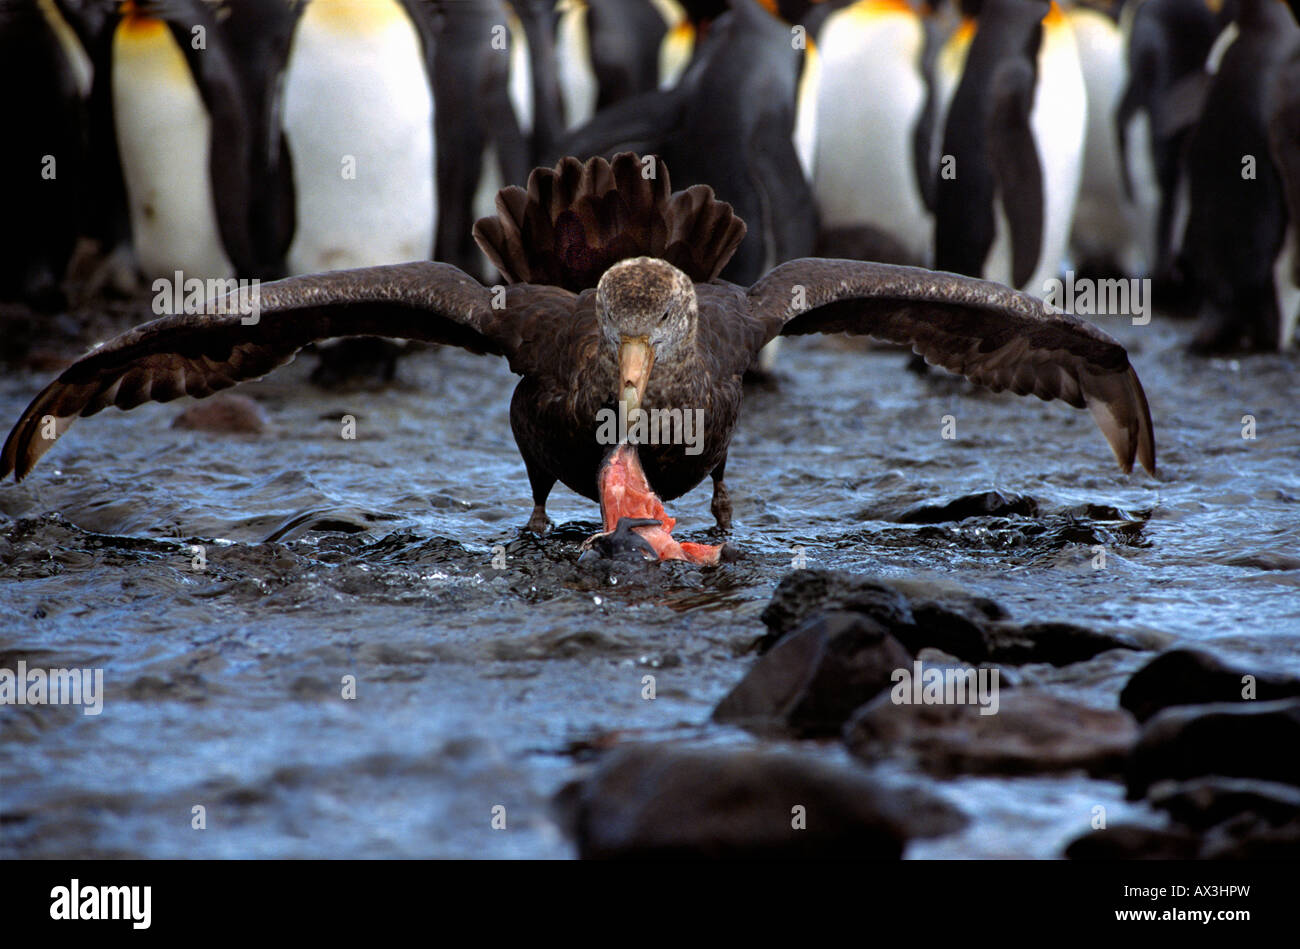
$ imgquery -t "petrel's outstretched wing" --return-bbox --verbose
[747,259,1156,475]
[1,262,563,480]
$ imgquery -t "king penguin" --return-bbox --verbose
[520,0,704,168]
[210,0,299,280]
[100,0,255,282]
[1068,0,1144,277]
[433,0,532,279]
[933,0,1086,296]
[557,0,818,378]
[1180,0,1300,352]
[280,0,438,274]
[552,0,678,129]
[1116,0,1237,297]
[810,0,932,266]
[0,0,92,306]
[560,0,818,288]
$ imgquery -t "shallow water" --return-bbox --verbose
[1,314,1297,858]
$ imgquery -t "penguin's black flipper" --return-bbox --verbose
[1156,71,1213,141]
[513,0,567,166]
[987,58,1043,290]
[912,14,943,214]
[1271,49,1300,292]
[214,0,299,278]
[1114,82,1140,204]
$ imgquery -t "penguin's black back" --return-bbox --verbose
[1182,0,1300,350]
[0,0,87,306]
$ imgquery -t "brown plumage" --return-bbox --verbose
[0,153,1156,541]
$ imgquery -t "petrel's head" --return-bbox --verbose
[595,257,697,415]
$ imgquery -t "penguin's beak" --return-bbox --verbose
[618,337,654,416]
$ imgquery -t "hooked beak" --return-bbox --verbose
[618,336,654,417]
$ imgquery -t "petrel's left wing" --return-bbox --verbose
[748,258,1156,475]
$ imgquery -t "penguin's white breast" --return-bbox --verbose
[112,16,234,281]
[1024,5,1087,293]
[811,2,930,263]
[282,0,436,274]
[1070,7,1143,273]
[555,0,598,129]
[506,6,534,137]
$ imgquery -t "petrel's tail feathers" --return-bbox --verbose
[472,152,746,292]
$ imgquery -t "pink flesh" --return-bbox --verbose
[597,444,724,565]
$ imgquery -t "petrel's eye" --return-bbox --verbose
[660,307,672,323]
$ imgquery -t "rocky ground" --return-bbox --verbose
[554,567,1300,858]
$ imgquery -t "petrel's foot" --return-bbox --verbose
[579,517,662,561]
[524,505,552,534]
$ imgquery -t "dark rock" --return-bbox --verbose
[1202,814,1300,858]
[713,612,912,737]
[171,393,269,433]
[758,570,913,651]
[558,743,967,859]
[1069,503,1143,521]
[845,687,1138,778]
[758,570,1146,667]
[759,570,1003,660]
[1065,825,1201,859]
[1121,648,1300,722]
[1067,812,1300,859]
[1127,699,1300,798]
[1147,777,1300,830]
[904,599,994,661]
[898,491,1038,524]
[982,621,1146,666]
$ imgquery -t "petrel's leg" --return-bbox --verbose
[521,455,555,534]
[709,456,732,531]
[525,505,551,535]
